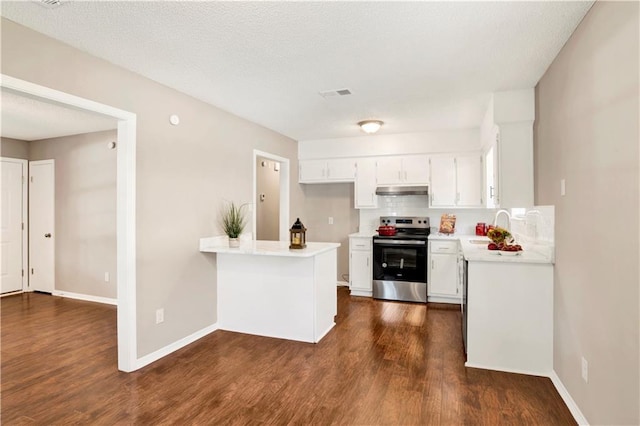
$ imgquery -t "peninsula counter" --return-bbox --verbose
[200,238,340,343]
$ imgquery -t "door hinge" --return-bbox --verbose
[22,269,24,277]
[31,268,34,275]
[22,222,24,230]
[30,176,34,183]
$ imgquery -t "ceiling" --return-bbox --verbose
[1,88,117,141]
[0,1,593,141]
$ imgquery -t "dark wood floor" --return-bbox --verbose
[1,288,575,425]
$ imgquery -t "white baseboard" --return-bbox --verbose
[550,370,589,425]
[135,323,219,370]
[337,281,349,287]
[464,361,551,378]
[52,290,117,306]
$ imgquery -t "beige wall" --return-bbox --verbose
[534,2,639,424]
[30,130,117,299]
[1,137,29,159]
[0,19,305,358]
[255,156,280,241]
[302,183,358,281]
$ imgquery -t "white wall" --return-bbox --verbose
[535,2,639,424]
[298,128,480,160]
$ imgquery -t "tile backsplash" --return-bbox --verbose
[358,195,496,234]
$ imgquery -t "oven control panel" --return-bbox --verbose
[379,216,430,229]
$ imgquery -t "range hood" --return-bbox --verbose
[375,185,429,196]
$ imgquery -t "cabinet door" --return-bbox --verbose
[402,155,429,184]
[299,160,326,183]
[375,156,404,185]
[355,158,378,209]
[326,158,356,181]
[429,156,457,207]
[456,155,483,207]
[350,250,371,292]
[429,253,458,297]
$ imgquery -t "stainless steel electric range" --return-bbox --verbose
[372,216,430,303]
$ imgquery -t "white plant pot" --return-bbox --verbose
[228,237,240,248]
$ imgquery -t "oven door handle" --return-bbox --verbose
[373,240,426,246]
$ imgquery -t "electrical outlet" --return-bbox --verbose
[104,272,110,282]
[328,217,334,225]
[581,356,588,383]
[156,308,164,324]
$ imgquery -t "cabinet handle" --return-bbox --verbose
[489,186,494,199]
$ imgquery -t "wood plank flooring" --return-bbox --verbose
[1,289,576,425]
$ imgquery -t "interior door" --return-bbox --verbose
[1,158,27,293]
[29,160,55,293]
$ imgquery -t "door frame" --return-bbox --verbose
[1,74,138,372]
[252,150,290,241]
[0,157,29,294]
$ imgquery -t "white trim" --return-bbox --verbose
[550,370,589,425]
[337,280,349,287]
[52,290,117,306]
[135,323,219,370]
[350,290,372,297]
[464,362,552,378]
[1,157,29,293]
[252,149,290,242]
[1,74,138,372]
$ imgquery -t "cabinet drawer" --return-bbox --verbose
[350,238,372,251]
[430,240,458,254]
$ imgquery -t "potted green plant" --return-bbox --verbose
[221,202,247,248]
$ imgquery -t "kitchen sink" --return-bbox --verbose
[468,239,489,244]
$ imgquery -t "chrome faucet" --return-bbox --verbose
[493,209,511,231]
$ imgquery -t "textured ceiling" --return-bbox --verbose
[1,89,117,141]
[0,1,593,141]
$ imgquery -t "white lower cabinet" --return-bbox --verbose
[349,236,372,297]
[428,240,460,303]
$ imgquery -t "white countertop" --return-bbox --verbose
[428,233,554,264]
[349,231,376,238]
[200,237,340,258]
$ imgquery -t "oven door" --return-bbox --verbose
[373,239,427,283]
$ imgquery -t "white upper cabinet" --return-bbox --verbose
[455,155,483,207]
[375,155,429,185]
[429,154,483,208]
[299,158,355,183]
[429,156,457,207]
[354,158,378,209]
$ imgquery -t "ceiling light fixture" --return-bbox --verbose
[358,120,384,134]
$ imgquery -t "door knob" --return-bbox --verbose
[44,233,52,238]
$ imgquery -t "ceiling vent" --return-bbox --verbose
[319,88,352,99]
[34,0,64,9]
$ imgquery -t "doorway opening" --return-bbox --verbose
[252,150,289,241]
[0,74,137,372]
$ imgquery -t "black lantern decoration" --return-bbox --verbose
[289,218,307,249]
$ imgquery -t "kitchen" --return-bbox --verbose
[1,1,637,425]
